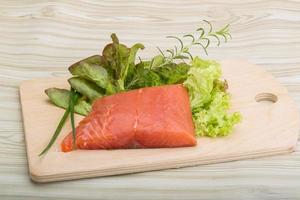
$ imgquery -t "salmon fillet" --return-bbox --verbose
[61,84,196,152]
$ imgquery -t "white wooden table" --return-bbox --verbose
[1,0,300,199]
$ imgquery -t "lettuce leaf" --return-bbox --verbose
[68,55,113,93]
[45,88,91,116]
[101,33,144,91]
[183,57,241,137]
[68,77,103,101]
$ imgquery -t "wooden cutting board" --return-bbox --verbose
[19,60,300,183]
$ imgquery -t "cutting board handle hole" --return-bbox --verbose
[255,93,278,103]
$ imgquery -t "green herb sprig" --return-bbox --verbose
[69,88,79,149]
[157,20,231,66]
[39,88,79,156]
[39,106,70,156]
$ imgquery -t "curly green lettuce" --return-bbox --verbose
[183,57,241,137]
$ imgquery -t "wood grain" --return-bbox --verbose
[19,60,300,183]
[0,0,300,199]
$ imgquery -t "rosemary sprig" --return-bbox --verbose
[157,20,232,66]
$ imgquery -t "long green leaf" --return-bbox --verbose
[120,43,144,82]
[69,88,79,149]
[39,107,70,156]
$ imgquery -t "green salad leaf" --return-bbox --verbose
[120,43,145,89]
[101,34,130,80]
[183,57,241,137]
[68,55,112,92]
[101,33,145,91]
[183,57,222,110]
[68,77,103,101]
[45,88,91,116]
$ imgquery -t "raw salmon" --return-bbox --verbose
[61,84,196,152]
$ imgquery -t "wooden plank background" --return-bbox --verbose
[0,0,300,199]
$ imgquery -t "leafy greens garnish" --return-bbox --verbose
[183,57,241,137]
[43,20,241,155]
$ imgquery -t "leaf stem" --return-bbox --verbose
[69,88,79,149]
